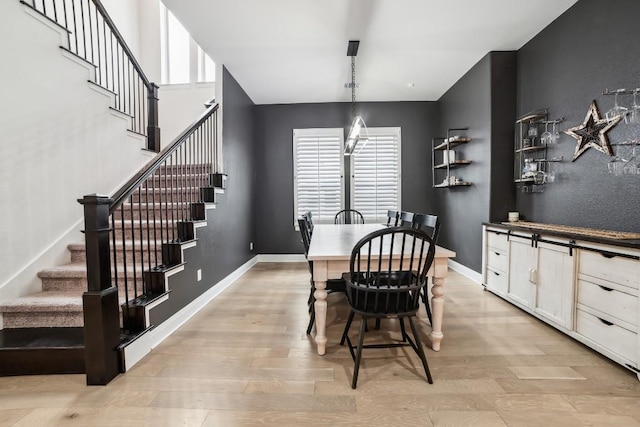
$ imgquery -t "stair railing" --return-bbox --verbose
[22,0,160,151]
[79,102,219,385]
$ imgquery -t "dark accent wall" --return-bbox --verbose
[149,0,640,283]
[516,0,640,231]
[253,102,439,254]
[436,52,517,272]
[149,67,256,324]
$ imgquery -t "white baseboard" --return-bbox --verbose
[447,259,482,284]
[122,256,258,371]
[256,254,306,263]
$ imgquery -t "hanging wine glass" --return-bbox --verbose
[607,146,625,176]
[545,169,556,183]
[527,121,538,146]
[606,90,628,123]
[630,89,640,124]
[540,122,551,145]
[550,121,560,144]
[623,144,637,175]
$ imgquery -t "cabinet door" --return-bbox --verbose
[508,236,536,308]
[535,242,575,328]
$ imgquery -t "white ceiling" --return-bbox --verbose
[162,0,579,105]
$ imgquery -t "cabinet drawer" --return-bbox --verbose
[486,249,508,273]
[577,279,637,327]
[487,230,508,252]
[486,267,508,294]
[579,249,640,290]
[576,310,636,363]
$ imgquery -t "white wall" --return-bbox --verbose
[138,0,162,83]
[159,83,215,143]
[102,0,142,58]
[0,1,154,301]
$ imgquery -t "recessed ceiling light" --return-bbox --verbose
[407,83,415,88]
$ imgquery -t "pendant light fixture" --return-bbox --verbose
[344,40,368,155]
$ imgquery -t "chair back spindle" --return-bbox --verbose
[334,209,365,225]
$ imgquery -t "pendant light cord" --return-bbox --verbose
[351,55,356,121]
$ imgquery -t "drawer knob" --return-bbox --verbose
[494,252,500,256]
[599,285,614,292]
[493,271,500,276]
[598,317,614,326]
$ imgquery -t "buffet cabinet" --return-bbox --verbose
[482,224,640,378]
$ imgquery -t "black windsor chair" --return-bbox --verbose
[411,213,441,325]
[339,226,436,389]
[298,216,346,335]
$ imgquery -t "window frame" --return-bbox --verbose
[197,46,216,83]
[159,2,190,85]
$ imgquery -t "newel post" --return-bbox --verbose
[78,194,120,385]
[147,83,161,152]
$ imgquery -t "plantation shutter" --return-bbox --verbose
[351,127,402,223]
[293,128,344,226]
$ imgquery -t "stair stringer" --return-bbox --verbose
[123,202,217,331]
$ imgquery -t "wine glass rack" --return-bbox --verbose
[514,109,564,193]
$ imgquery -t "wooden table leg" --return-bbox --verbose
[429,276,445,351]
[314,280,328,355]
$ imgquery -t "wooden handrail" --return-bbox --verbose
[109,103,219,213]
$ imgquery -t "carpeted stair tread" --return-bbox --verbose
[68,239,195,251]
[0,290,83,312]
[68,240,169,251]
[1,290,133,312]
[37,263,88,278]
[38,262,148,278]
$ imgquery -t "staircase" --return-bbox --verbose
[0,0,226,379]
[0,161,226,376]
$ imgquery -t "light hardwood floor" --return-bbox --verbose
[2,262,640,426]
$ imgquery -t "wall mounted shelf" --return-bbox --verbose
[432,127,472,188]
[433,137,471,151]
[514,110,564,192]
[434,181,472,188]
[434,160,472,169]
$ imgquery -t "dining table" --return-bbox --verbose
[307,223,456,355]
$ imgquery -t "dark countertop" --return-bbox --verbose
[484,222,640,250]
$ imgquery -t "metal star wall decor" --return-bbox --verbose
[565,100,620,161]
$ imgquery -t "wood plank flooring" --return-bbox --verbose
[1,262,640,426]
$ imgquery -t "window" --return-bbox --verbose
[293,129,344,226]
[351,127,402,223]
[160,2,190,84]
[197,46,216,83]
